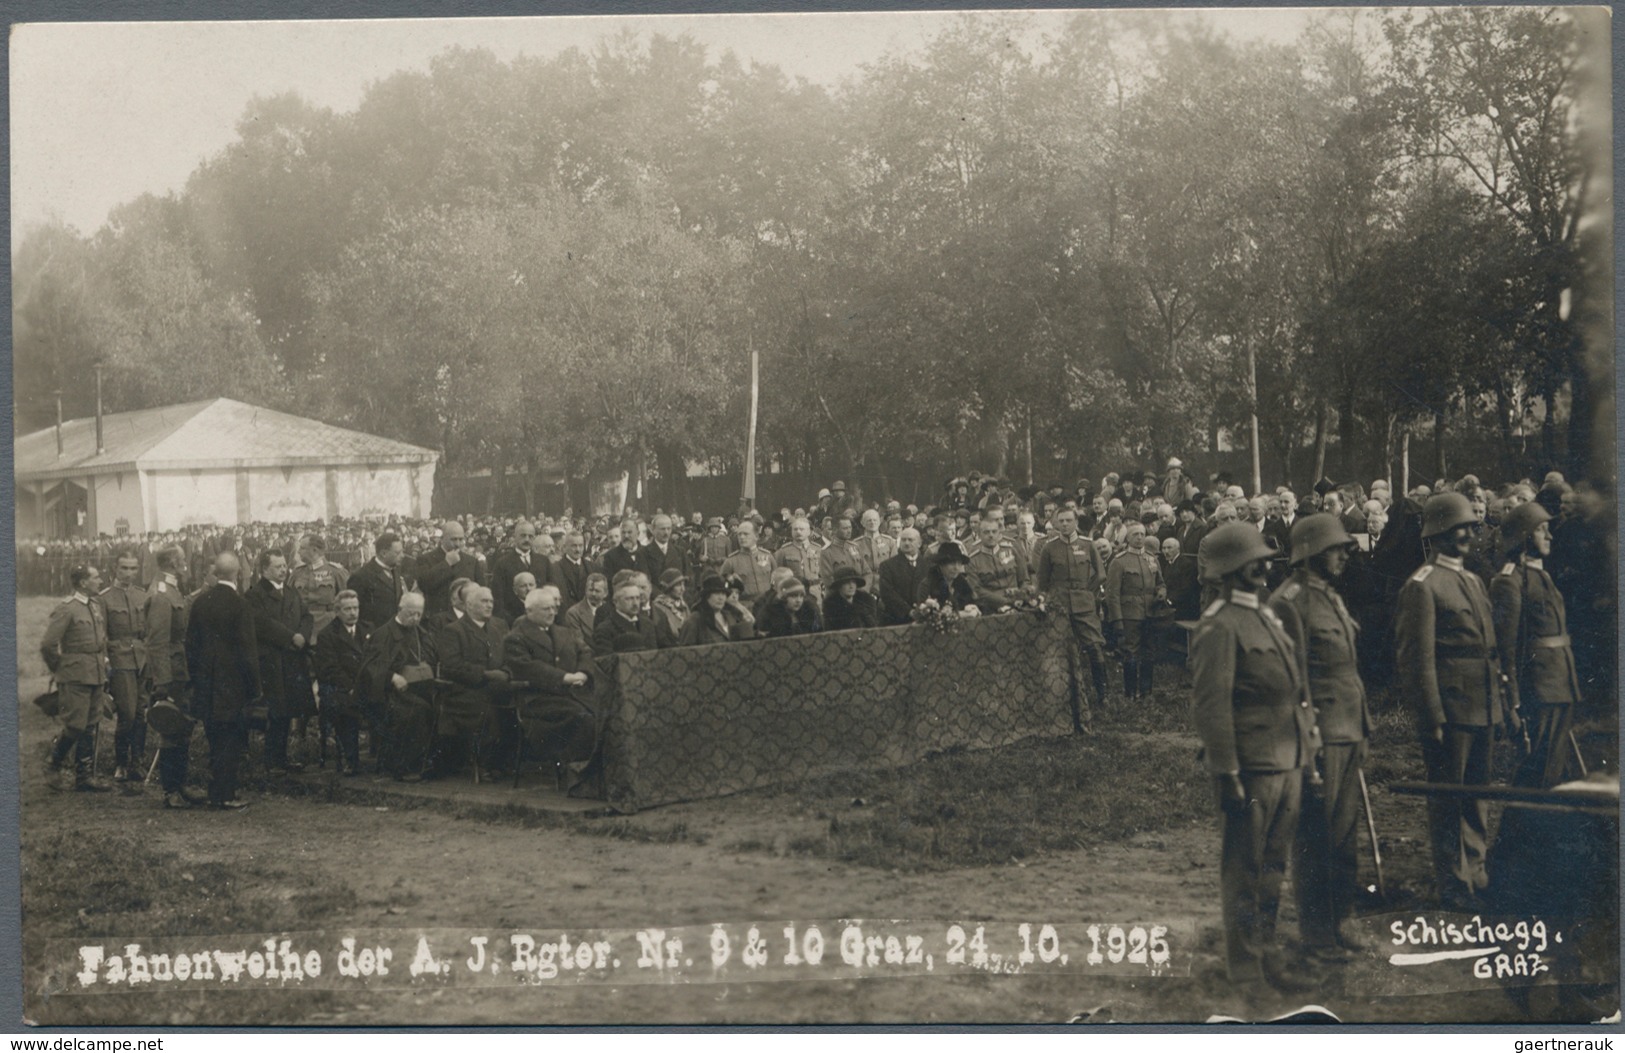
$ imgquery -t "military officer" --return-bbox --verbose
[966,513,1029,611]
[1105,522,1165,700]
[1036,508,1110,732]
[40,565,112,793]
[1269,514,1372,954]
[1395,492,1514,908]
[774,517,823,599]
[1190,523,1318,994]
[291,534,351,636]
[101,552,150,782]
[853,510,899,600]
[721,520,777,605]
[1492,502,1582,788]
[143,546,206,808]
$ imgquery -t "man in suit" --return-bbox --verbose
[350,531,406,630]
[602,522,644,583]
[40,565,112,793]
[314,589,370,777]
[185,553,261,809]
[145,546,206,808]
[639,514,690,582]
[100,551,150,782]
[593,578,663,655]
[1396,492,1513,909]
[414,520,485,619]
[1191,524,1318,995]
[878,528,926,626]
[503,585,602,796]
[562,573,608,646]
[247,550,315,774]
[552,532,591,610]
[491,520,545,623]
[435,585,511,777]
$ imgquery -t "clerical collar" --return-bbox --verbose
[1436,554,1465,571]
[1229,590,1260,609]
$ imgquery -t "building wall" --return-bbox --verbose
[245,466,328,522]
[330,465,418,519]
[149,469,239,530]
[92,471,148,536]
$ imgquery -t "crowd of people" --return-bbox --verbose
[32,458,1615,994]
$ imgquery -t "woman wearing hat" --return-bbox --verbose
[915,541,980,615]
[652,569,690,641]
[823,565,880,631]
[758,576,822,637]
[678,575,757,646]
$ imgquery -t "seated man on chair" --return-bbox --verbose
[435,585,510,778]
[502,586,602,797]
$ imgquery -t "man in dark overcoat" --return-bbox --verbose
[185,553,261,808]
[247,549,314,773]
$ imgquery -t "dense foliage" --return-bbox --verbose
[14,9,1609,509]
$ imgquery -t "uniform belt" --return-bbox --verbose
[1434,643,1489,659]
[1531,634,1571,649]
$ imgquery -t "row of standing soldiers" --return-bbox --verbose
[1187,495,1583,996]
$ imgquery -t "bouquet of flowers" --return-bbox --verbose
[1007,584,1047,616]
[909,597,962,635]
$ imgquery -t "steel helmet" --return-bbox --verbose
[1289,513,1354,566]
[1501,501,1551,544]
[1420,492,1476,540]
[1200,523,1274,583]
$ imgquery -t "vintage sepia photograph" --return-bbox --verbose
[9,6,1617,1028]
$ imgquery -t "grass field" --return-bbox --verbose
[14,595,1616,1025]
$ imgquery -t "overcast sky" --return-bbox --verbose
[10,9,1316,250]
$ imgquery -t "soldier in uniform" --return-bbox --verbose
[697,517,732,580]
[40,566,113,793]
[1190,523,1318,994]
[143,546,206,807]
[1395,492,1516,908]
[1036,508,1110,732]
[1492,502,1582,788]
[721,520,777,605]
[101,552,150,782]
[853,509,898,601]
[775,517,823,598]
[966,513,1029,611]
[291,534,350,636]
[1105,522,1165,701]
[1269,514,1371,954]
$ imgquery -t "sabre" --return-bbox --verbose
[1358,768,1387,902]
[1568,728,1589,777]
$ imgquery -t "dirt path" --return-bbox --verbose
[16,662,1598,1027]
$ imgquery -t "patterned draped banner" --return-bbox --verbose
[599,612,1077,812]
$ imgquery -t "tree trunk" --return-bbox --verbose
[1433,406,1447,484]
[1338,384,1358,483]
[1311,400,1328,489]
[488,456,504,514]
[1494,385,1517,481]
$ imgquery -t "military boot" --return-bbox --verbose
[74,757,112,793]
